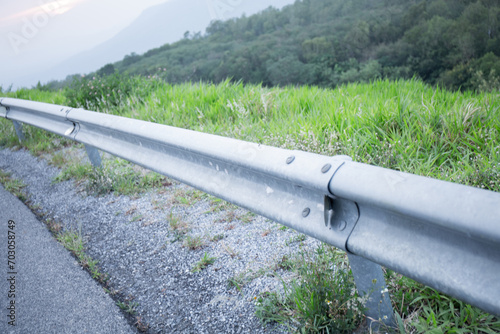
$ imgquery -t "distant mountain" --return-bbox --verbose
[32,0,296,84]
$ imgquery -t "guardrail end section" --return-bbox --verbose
[84,144,102,167]
[347,253,395,330]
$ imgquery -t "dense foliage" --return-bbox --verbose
[84,0,500,92]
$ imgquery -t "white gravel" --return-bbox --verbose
[0,147,321,333]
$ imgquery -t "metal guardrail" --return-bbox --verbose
[1,97,499,326]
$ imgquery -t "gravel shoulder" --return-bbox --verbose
[0,147,321,333]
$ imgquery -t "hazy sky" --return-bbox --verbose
[0,0,295,89]
[0,0,170,88]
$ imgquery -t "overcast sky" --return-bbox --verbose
[1,0,174,88]
[1,0,293,90]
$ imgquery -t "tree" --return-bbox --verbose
[97,64,115,77]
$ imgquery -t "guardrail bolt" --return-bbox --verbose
[286,156,295,164]
[321,163,332,173]
[302,208,311,217]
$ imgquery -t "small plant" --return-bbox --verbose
[275,255,294,271]
[151,198,163,210]
[239,211,255,224]
[45,218,63,234]
[104,287,119,296]
[228,267,274,290]
[183,235,205,250]
[168,211,190,242]
[0,170,27,201]
[49,151,70,168]
[285,233,307,245]
[52,158,166,196]
[52,162,92,184]
[215,209,237,223]
[210,233,225,242]
[116,301,139,315]
[131,214,143,222]
[86,166,114,195]
[208,197,237,213]
[56,230,108,284]
[57,231,84,254]
[191,252,217,272]
[255,245,366,333]
[170,189,202,207]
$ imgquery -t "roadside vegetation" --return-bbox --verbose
[1,77,499,333]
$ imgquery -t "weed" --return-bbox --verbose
[385,271,500,333]
[191,252,217,273]
[285,233,307,245]
[255,245,365,333]
[45,218,63,234]
[116,301,139,315]
[183,235,205,250]
[49,151,70,168]
[56,230,108,284]
[52,158,167,196]
[208,197,237,213]
[170,188,202,207]
[52,162,92,184]
[228,267,274,290]
[239,211,255,224]
[168,211,190,242]
[0,170,27,201]
[151,198,163,210]
[210,233,225,242]
[131,214,143,222]
[104,287,119,296]
[275,255,294,271]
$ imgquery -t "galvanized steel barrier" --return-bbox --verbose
[1,97,499,327]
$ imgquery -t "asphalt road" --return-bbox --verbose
[0,184,135,334]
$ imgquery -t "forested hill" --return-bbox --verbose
[96,0,500,92]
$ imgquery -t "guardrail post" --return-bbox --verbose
[347,253,394,330]
[84,144,102,167]
[12,120,26,142]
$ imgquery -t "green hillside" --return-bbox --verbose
[88,0,500,92]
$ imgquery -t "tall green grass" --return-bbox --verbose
[48,75,499,191]
[1,76,499,332]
